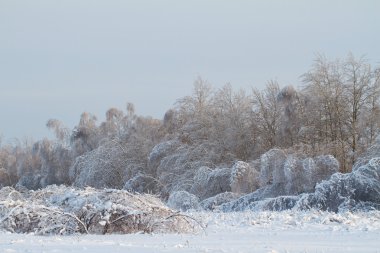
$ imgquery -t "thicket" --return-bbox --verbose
[0,54,379,204]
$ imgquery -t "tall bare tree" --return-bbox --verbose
[303,54,380,171]
[252,80,281,151]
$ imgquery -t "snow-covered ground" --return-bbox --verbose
[1,210,379,253]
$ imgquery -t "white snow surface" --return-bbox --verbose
[1,210,379,253]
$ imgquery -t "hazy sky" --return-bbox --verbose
[1,0,379,141]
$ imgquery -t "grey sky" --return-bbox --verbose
[1,0,379,141]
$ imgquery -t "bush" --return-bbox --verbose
[189,167,232,200]
[258,149,339,196]
[123,173,159,194]
[0,185,200,235]
[222,157,380,212]
[200,192,241,210]
[69,142,127,189]
[230,161,260,194]
[167,191,200,211]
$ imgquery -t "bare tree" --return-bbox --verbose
[46,119,70,146]
[302,54,380,171]
[71,112,100,156]
[343,54,379,164]
[212,84,254,160]
[252,81,281,150]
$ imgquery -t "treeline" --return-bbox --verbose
[0,54,379,194]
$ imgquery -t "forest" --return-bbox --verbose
[1,54,380,214]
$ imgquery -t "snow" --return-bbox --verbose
[1,210,379,253]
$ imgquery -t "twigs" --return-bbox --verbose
[0,203,22,224]
[41,207,89,234]
[165,212,206,233]
[149,211,206,234]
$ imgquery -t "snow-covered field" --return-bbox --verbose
[1,210,379,253]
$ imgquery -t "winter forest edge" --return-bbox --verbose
[1,54,380,234]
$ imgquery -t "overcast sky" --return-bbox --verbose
[1,0,379,141]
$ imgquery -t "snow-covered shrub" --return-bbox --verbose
[312,155,339,184]
[301,157,316,191]
[284,155,305,194]
[167,191,200,211]
[69,141,128,189]
[230,161,260,194]
[123,173,158,194]
[258,149,339,197]
[250,196,301,211]
[155,141,226,196]
[259,149,287,187]
[220,187,270,212]
[222,157,380,213]
[189,167,232,200]
[189,166,212,198]
[147,140,180,176]
[16,173,42,190]
[0,185,200,235]
[304,157,380,212]
[283,154,322,194]
[200,192,241,210]
[353,136,380,170]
